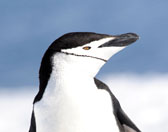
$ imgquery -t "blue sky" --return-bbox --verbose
[1,0,168,87]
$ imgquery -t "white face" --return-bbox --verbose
[61,37,126,62]
[53,37,126,77]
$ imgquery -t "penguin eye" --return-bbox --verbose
[83,46,91,50]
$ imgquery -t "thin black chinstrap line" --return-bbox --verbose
[60,51,107,62]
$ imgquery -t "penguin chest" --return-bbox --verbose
[34,85,119,132]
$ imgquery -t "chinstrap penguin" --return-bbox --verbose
[29,32,140,132]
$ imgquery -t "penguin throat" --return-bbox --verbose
[60,51,107,62]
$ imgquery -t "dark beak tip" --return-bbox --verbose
[126,33,139,41]
[99,32,139,48]
[121,33,139,45]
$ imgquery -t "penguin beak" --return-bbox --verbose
[99,33,139,48]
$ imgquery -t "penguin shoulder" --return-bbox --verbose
[94,78,141,132]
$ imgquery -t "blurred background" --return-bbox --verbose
[0,0,168,132]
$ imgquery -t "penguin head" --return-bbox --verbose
[41,32,139,77]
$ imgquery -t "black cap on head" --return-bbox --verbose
[49,32,110,51]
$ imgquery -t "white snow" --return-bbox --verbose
[0,74,168,132]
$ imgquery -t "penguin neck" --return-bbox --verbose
[51,52,105,80]
[44,53,105,96]
[49,64,96,94]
